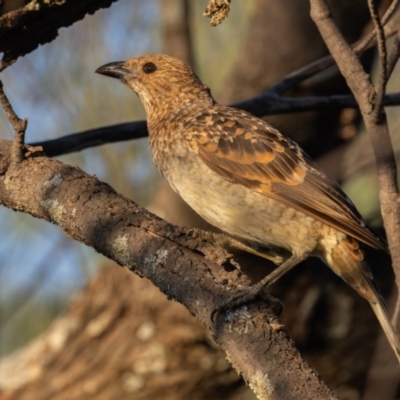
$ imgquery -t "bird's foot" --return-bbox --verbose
[211,253,308,323]
[211,282,283,323]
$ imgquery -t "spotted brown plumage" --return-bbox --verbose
[96,53,400,363]
[186,107,386,251]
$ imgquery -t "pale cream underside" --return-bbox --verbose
[162,152,345,259]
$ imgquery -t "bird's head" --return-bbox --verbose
[96,53,213,117]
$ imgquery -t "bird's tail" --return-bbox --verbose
[328,237,400,364]
[369,296,400,364]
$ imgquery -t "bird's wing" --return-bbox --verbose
[185,107,386,251]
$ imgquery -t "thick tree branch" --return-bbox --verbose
[0,139,339,400]
[0,0,120,71]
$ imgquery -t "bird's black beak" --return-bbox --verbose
[95,61,131,80]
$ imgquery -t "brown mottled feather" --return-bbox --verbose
[186,107,387,252]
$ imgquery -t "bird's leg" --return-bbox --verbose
[213,252,309,322]
[255,252,309,288]
[190,229,288,265]
[230,240,290,266]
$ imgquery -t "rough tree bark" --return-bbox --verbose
[0,0,120,71]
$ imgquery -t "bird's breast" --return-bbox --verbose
[154,143,325,255]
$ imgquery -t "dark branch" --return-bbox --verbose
[0,0,120,71]
[33,121,148,158]
[32,91,400,158]
[233,91,400,117]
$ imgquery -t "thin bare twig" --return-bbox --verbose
[0,80,27,167]
[0,81,25,131]
[356,0,400,54]
[368,0,388,122]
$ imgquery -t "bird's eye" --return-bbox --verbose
[143,62,157,74]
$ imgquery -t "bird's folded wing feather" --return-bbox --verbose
[186,108,386,251]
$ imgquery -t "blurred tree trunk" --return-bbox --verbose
[0,266,254,400]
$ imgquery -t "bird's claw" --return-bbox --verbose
[211,287,283,324]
